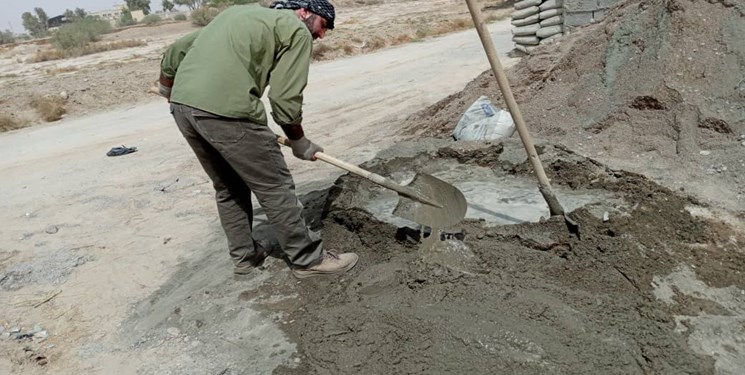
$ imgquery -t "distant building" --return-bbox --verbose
[89,3,127,25]
[130,10,146,23]
[47,15,71,30]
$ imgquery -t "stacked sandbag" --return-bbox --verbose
[511,0,565,53]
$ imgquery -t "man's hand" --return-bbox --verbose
[290,137,324,161]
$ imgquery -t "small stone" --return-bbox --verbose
[477,233,484,240]
[602,212,610,222]
[699,150,711,156]
[33,331,48,341]
[166,327,180,337]
[10,327,20,333]
[45,226,59,234]
[294,358,301,364]
[59,91,68,100]
[741,141,745,147]
[32,324,43,333]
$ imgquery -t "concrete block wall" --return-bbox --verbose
[563,0,620,28]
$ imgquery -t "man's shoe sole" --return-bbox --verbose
[291,255,359,279]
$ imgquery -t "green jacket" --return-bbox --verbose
[162,6,312,126]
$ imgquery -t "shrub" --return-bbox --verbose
[30,96,66,122]
[27,48,66,63]
[173,13,187,21]
[142,14,162,26]
[191,7,221,26]
[52,18,112,51]
[0,30,14,45]
[0,114,26,132]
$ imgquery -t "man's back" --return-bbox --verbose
[170,5,312,125]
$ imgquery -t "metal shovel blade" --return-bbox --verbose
[393,173,468,228]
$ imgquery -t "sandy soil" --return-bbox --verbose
[1,0,744,374]
[0,0,510,126]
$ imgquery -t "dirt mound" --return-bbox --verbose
[266,143,745,374]
[403,0,745,210]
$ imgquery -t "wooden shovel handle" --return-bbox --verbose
[276,135,441,207]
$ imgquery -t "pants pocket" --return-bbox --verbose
[192,112,247,144]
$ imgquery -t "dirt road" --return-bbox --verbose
[0,21,516,374]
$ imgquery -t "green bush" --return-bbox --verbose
[142,14,162,25]
[51,18,112,51]
[191,7,221,27]
[0,30,14,45]
[173,13,187,21]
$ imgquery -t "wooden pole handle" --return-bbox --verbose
[464,0,565,216]
[276,135,442,207]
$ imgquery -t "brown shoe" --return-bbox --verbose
[291,251,359,279]
[234,240,273,275]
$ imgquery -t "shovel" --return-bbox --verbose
[277,136,468,228]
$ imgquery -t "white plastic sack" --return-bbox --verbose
[453,96,515,141]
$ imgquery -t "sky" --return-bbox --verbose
[2,1,166,34]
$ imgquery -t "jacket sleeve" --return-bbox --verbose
[268,29,312,126]
[160,30,201,80]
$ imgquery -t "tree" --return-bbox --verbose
[162,0,175,12]
[118,10,137,27]
[63,8,88,22]
[125,0,152,15]
[34,8,49,30]
[174,0,208,10]
[21,8,48,38]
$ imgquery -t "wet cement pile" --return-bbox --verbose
[266,142,745,374]
[403,0,745,209]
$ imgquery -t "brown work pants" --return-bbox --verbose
[170,103,323,267]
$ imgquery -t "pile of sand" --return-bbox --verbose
[404,0,745,210]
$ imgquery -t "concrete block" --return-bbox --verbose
[564,0,599,12]
[564,11,594,26]
[597,0,619,8]
[593,8,607,21]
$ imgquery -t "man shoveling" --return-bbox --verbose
[159,1,358,278]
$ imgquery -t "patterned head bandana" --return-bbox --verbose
[270,0,336,29]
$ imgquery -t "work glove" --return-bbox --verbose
[290,137,323,161]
